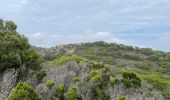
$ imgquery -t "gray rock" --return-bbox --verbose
[0,68,18,100]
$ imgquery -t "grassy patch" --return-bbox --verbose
[50,55,88,67]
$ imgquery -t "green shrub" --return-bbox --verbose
[118,63,126,68]
[110,77,119,85]
[121,52,143,61]
[90,61,105,69]
[55,84,65,93]
[9,82,41,100]
[146,91,153,97]
[55,84,65,99]
[91,86,110,100]
[51,55,88,67]
[91,74,102,82]
[162,92,170,99]
[67,88,79,100]
[136,62,152,70]
[140,74,170,91]
[119,96,126,100]
[122,79,131,88]
[121,72,141,88]
[46,80,55,89]
[139,48,153,55]
[36,71,46,82]
[0,19,41,71]
[72,77,80,82]
[104,56,116,65]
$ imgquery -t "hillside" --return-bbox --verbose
[0,19,170,100]
[34,41,170,100]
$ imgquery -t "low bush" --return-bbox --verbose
[91,86,110,100]
[140,74,170,91]
[46,80,55,89]
[72,77,80,82]
[119,96,126,100]
[67,88,79,100]
[91,74,102,82]
[146,91,153,97]
[51,55,88,67]
[121,72,141,88]
[9,82,41,100]
[90,61,105,69]
[55,84,65,93]
[55,84,65,99]
[109,77,119,85]
[136,62,152,70]
[36,71,46,82]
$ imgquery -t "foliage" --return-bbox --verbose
[72,77,80,82]
[90,85,110,100]
[136,62,152,70]
[46,80,55,89]
[140,74,170,91]
[51,55,88,67]
[146,91,153,97]
[67,88,79,100]
[120,52,143,61]
[121,72,141,88]
[109,77,119,85]
[118,63,126,68]
[0,19,41,71]
[36,71,46,82]
[119,96,126,100]
[91,74,102,82]
[140,48,153,55]
[5,20,17,31]
[90,61,105,69]
[55,84,65,99]
[162,92,170,99]
[9,82,41,100]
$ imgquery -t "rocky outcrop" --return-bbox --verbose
[0,68,18,100]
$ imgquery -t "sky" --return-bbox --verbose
[0,0,170,51]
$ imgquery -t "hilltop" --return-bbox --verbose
[33,41,170,100]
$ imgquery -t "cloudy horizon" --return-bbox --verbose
[1,0,170,51]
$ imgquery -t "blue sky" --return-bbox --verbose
[0,0,170,51]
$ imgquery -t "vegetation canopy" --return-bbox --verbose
[0,19,41,71]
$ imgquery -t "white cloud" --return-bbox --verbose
[26,32,124,47]
[20,0,29,4]
[150,33,170,51]
[1,0,170,51]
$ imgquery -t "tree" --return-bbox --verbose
[5,20,17,31]
[0,19,40,71]
[0,19,4,29]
